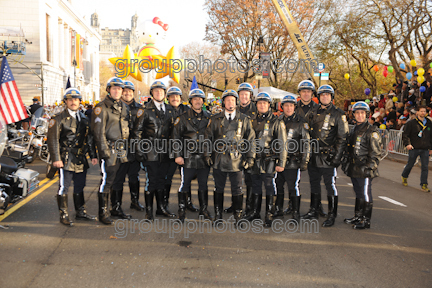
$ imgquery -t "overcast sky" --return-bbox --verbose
[72,0,209,48]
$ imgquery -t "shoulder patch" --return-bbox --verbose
[48,119,56,128]
[372,131,380,140]
[94,107,102,116]
[174,117,180,126]
[304,123,309,130]
[341,115,347,122]
[137,108,144,118]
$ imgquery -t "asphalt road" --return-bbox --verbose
[0,158,431,287]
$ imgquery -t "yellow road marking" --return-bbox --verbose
[0,176,58,222]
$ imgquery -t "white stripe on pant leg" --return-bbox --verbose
[364,178,369,202]
[58,168,65,195]
[144,166,149,191]
[179,167,185,192]
[331,168,338,196]
[295,168,301,196]
[272,173,277,196]
[99,159,107,193]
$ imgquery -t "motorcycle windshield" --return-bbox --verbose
[31,107,45,127]
[0,118,7,156]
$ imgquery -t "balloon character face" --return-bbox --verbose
[136,17,168,45]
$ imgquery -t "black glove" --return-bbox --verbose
[331,159,341,167]
[300,163,308,171]
[363,167,372,178]
[136,153,144,163]
[243,158,254,170]
[205,156,213,167]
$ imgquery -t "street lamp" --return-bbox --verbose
[256,36,264,88]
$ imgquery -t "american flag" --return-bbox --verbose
[0,57,28,124]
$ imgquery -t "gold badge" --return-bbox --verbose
[49,119,56,128]
[372,132,380,140]
[137,109,144,118]
[94,107,102,116]
[341,115,347,122]
[304,123,309,130]
[174,117,180,126]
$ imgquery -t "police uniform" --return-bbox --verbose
[296,100,318,123]
[344,113,381,229]
[172,107,212,221]
[132,99,176,220]
[48,91,97,226]
[92,94,130,224]
[304,101,349,226]
[204,101,256,225]
[245,107,287,227]
[111,98,144,211]
[275,111,310,222]
[165,103,198,213]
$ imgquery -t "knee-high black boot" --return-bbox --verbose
[98,192,113,225]
[264,194,276,227]
[186,187,199,212]
[274,192,285,217]
[301,193,319,219]
[110,188,132,219]
[177,191,187,222]
[130,181,144,211]
[73,192,96,220]
[322,196,338,227]
[156,189,176,217]
[232,194,244,227]
[353,202,373,229]
[244,186,253,215]
[145,190,155,220]
[344,198,364,224]
[198,190,213,220]
[57,194,73,226]
[214,192,224,225]
[291,195,301,222]
[243,193,261,221]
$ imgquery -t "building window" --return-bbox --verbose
[46,14,51,62]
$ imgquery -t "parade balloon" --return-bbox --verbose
[400,63,406,69]
[365,88,371,95]
[384,66,388,71]
[379,124,387,130]
[406,72,412,80]
[388,66,394,73]
[430,63,432,68]
[344,73,350,79]
[392,97,398,102]
[420,86,426,92]
[373,65,379,72]
[417,75,425,84]
[365,99,370,103]
[414,71,418,76]
[383,70,388,77]
[410,59,417,67]
[418,68,425,76]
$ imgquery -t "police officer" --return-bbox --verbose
[172,89,212,222]
[243,92,287,227]
[48,88,98,226]
[111,81,144,212]
[303,84,349,227]
[225,83,258,214]
[92,77,131,225]
[290,80,326,217]
[132,81,176,220]
[275,94,311,222]
[204,89,256,226]
[343,102,381,229]
[165,86,198,213]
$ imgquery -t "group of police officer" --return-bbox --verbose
[47,76,381,230]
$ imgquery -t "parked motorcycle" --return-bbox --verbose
[0,119,40,217]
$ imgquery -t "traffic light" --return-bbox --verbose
[236,77,240,84]
[225,79,228,86]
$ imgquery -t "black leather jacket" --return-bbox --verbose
[123,99,142,162]
[48,109,97,172]
[346,122,381,178]
[172,109,211,169]
[171,103,190,118]
[132,99,175,162]
[239,102,257,118]
[250,111,287,174]
[296,100,318,124]
[280,112,311,170]
[309,104,349,168]
[91,95,130,166]
[204,109,256,172]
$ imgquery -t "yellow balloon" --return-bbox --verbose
[344,73,350,79]
[410,59,417,67]
[418,68,425,76]
[417,75,425,84]
[392,97,398,102]
[379,124,386,130]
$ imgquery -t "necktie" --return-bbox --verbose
[76,114,80,123]
[228,114,232,122]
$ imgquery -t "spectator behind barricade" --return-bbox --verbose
[408,109,417,121]
[371,97,379,110]
[400,81,409,103]
[378,94,386,109]
[386,91,395,111]
[407,89,416,106]
[387,107,397,123]
[396,108,404,120]
[379,108,386,118]
[374,116,383,127]
[387,118,396,130]
[425,81,432,107]
[395,79,403,94]
[369,116,375,125]
[398,116,408,131]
